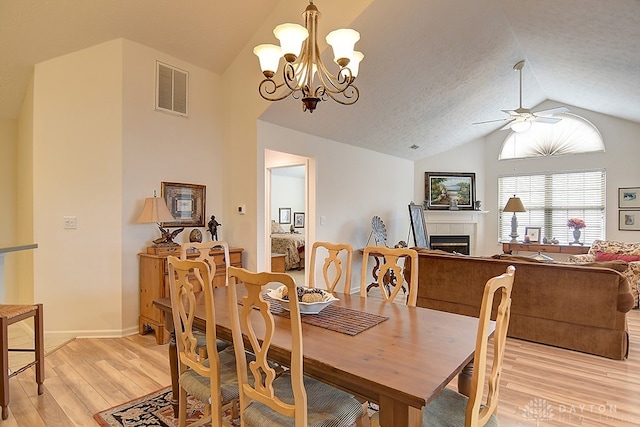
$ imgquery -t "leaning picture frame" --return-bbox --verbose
[408,202,429,248]
[619,210,640,231]
[619,187,640,208]
[524,226,541,243]
[425,172,476,210]
[161,182,206,227]
[279,208,291,224]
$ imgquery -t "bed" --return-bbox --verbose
[271,221,305,270]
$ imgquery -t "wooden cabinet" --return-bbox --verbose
[138,247,243,344]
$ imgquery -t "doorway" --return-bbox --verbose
[265,151,314,286]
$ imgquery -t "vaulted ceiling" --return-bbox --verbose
[2,0,639,161]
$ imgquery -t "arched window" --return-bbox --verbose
[499,113,604,160]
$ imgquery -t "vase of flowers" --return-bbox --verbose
[567,218,586,245]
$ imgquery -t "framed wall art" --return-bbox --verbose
[524,227,541,243]
[279,208,291,224]
[619,187,640,208]
[161,182,206,227]
[619,210,640,231]
[425,172,476,210]
[293,212,305,228]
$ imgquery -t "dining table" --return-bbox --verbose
[153,286,492,427]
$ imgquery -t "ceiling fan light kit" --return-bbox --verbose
[474,60,569,132]
[253,0,363,113]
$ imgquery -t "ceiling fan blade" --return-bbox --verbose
[501,109,518,116]
[472,118,509,125]
[533,116,561,124]
[533,106,569,116]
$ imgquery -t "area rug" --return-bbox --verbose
[93,387,239,427]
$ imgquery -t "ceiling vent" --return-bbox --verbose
[156,61,188,116]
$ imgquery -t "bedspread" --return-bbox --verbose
[271,233,305,270]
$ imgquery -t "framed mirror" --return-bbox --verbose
[408,202,429,248]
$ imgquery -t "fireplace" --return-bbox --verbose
[430,235,470,255]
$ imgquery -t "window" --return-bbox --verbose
[498,170,605,244]
[499,113,604,160]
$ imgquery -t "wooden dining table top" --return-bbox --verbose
[154,286,490,427]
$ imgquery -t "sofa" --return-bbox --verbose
[568,239,640,308]
[409,249,635,360]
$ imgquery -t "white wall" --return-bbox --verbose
[415,102,640,257]
[30,39,224,339]
[271,172,305,231]
[259,121,414,292]
[121,39,224,332]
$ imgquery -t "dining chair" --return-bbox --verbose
[308,241,353,293]
[0,304,44,420]
[421,264,515,427]
[180,240,231,354]
[226,266,367,427]
[360,246,419,306]
[167,256,238,427]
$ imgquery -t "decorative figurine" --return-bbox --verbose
[474,201,482,211]
[152,226,184,246]
[207,215,221,241]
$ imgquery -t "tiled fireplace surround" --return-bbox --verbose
[423,210,487,256]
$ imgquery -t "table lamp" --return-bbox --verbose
[503,195,526,243]
[137,192,181,248]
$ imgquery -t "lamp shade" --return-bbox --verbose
[253,44,282,76]
[137,197,175,224]
[274,23,308,61]
[326,28,360,65]
[511,118,532,133]
[503,196,526,212]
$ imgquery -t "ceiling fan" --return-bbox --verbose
[474,60,569,133]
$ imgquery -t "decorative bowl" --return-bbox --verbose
[266,286,338,315]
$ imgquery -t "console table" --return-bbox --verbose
[138,247,243,344]
[502,242,590,255]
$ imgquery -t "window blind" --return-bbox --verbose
[498,170,605,244]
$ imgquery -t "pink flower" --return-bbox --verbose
[566,218,586,229]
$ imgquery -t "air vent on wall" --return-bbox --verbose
[156,61,188,116]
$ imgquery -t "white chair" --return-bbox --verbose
[308,241,353,293]
[226,266,367,427]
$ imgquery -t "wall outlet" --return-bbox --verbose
[64,216,77,229]
[238,205,246,215]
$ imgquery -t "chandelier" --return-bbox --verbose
[253,0,363,113]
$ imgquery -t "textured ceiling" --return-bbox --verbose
[2,0,639,161]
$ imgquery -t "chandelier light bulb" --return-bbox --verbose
[274,23,309,62]
[253,44,282,77]
[326,28,360,67]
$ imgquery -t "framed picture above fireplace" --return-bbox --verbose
[425,172,476,210]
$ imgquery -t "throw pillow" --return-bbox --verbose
[270,221,285,234]
[595,251,640,263]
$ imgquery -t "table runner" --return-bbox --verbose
[264,296,388,336]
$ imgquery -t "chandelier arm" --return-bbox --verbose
[324,84,360,106]
[257,78,295,102]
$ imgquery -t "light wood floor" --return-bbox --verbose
[4,309,640,426]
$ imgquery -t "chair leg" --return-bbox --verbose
[1,316,9,420]
[35,304,44,395]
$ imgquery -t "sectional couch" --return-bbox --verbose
[409,249,635,360]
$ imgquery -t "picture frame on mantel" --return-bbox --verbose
[161,182,206,227]
[425,172,476,210]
